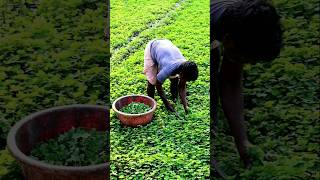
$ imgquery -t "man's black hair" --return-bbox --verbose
[181,61,198,81]
[221,0,283,61]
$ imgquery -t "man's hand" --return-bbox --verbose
[156,80,175,112]
[184,105,189,114]
[165,102,175,112]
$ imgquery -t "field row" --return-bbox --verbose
[110,0,182,51]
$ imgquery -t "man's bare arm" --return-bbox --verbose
[219,57,251,167]
[155,80,175,112]
[178,78,188,113]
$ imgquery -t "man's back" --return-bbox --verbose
[150,39,185,68]
[210,0,241,41]
[150,39,186,83]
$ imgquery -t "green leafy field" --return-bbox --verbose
[0,0,108,178]
[215,0,320,179]
[110,0,210,178]
[0,0,318,179]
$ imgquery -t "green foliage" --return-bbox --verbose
[30,128,108,166]
[110,0,179,52]
[0,149,22,180]
[216,0,320,179]
[111,0,210,178]
[0,0,109,177]
[120,102,151,114]
[240,154,319,180]
[0,149,15,176]
[0,0,108,144]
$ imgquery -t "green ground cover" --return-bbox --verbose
[30,128,108,166]
[215,0,319,179]
[110,0,180,52]
[110,0,210,178]
[0,0,108,178]
[0,0,318,179]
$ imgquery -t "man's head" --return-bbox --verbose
[221,0,283,63]
[180,61,198,81]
